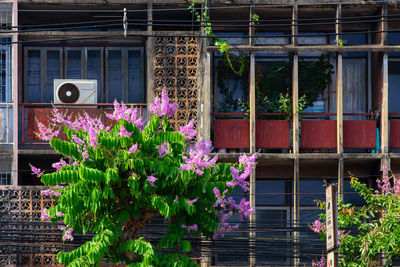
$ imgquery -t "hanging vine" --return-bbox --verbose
[188,0,256,76]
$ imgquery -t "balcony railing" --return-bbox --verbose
[212,112,378,152]
[212,113,290,151]
[300,112,377,151]
[19,103,147,146]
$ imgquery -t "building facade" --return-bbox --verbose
[1,0,400,266]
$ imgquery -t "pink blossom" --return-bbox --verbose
[147,174,157,187]
[31,165,44,177]
[36,122,59,141]
[149,89,178,117]
[228,154,257,192]
[106,101,144,129]
[62,227,74,241]
[117,126,132,138]
[41,189,53,197]
[187,198,198,205]
[157,142,169,158]
[311,220,325,233]
[180,140,217,176]
[41,208,51,221]
[187,224,198,232]
[52,159,68,172]
[312,257,326,267]
[57,212,64,217]
[179,120,197,140]
[128,144,138,154]
[72,134,85,146]
[237,198,254,222]
[181,224,198,233]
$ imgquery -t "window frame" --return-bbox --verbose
[23,45,144,104]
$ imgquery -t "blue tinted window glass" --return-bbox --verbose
[87,50,102,102]
[256,180,287,205]
[300,180,325,206]
[107,50,122,102]
[128,50,144,103]
[66,50,81,79]
[27,50,41,103]
[46,50,60,102]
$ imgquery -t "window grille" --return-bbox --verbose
[0,154,12,185]
[0,3,12,30]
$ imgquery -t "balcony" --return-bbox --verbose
[19,103,147,146]
[212,112,378,153]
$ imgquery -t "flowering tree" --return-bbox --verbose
[31,90,255,266]
[311,172,400,267]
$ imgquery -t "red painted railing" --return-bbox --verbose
[389,113,400,149]
[212,112,377,151]
[211,113,290,149]
[20,103,147,145]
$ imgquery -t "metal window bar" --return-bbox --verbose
[0,154,12,185]
[0,3,12,31]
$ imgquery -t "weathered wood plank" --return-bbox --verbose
[207,45,400,52]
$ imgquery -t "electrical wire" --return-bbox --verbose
[8,13,400,31]
[2,27,400,45]
[11,1,397,13]
[8,12,400,32]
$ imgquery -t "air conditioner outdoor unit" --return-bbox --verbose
[54,79,97,105]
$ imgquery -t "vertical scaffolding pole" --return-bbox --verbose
[291,4,300,266]
[249,2,256,266]
[336,51,343,197]
[335,3,344,199]
[200,1,212,266]
[146,1,154,123]
[12,0,18,186]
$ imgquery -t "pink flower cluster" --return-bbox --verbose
[117,126,132,138]
[180,140,218,176]
[41,189,61,197]
[36,122,59,141]
[149,89,178,117]
[237,198,254,221]
[227,154,257,192]
[128,144,138,154]
[147,174,157,187]
[41,208,51,221]
[52,159,69,172]
[375,171,400,197]
[51,108,109,148]
[60,226,74,241]
[212,187,253,238]
[106,100,144,129]
[31,165,44,177]
[311,220,325,233]
[181,224,198,232]
[312,256,326,267]
[187,198,198,205]
[179,120,197,140]
[157,142,169,158]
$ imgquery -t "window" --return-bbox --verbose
[255,180,292,265]
[0,3,12,30]
[0,154,12,185]
[0,37,12,144]
[24,45,145,103]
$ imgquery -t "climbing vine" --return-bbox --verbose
[188,0,258,76]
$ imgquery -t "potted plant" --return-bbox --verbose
[213,55,333,151]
